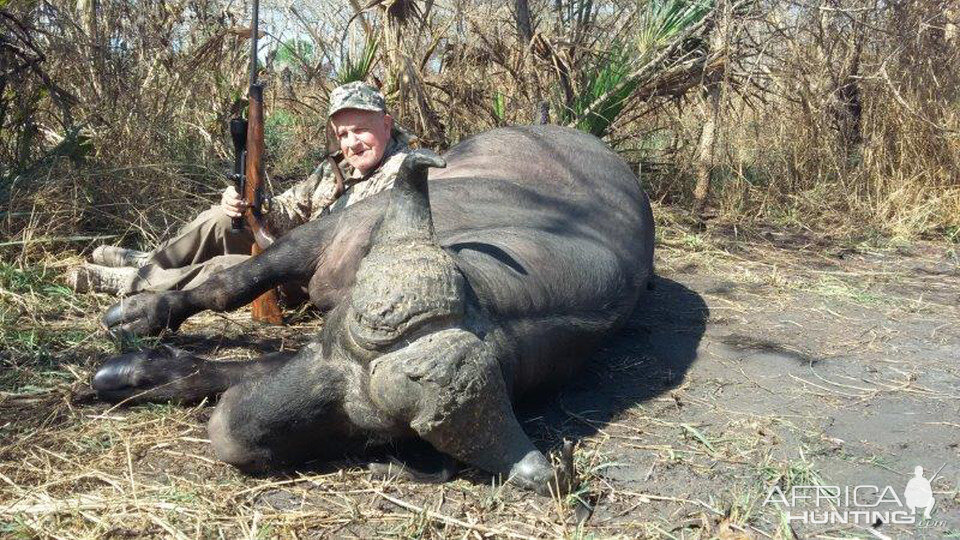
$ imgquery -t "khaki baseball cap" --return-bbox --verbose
[328,81,387,118]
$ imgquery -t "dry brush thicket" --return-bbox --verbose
[1,0,959,258]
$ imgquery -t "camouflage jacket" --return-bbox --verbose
[265,136,411,235]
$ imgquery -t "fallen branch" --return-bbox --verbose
[376,491,539,540]
[0,234,120,247]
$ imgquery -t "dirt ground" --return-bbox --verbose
[1,226,958,539]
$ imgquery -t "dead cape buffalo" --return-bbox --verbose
[92,125,655,495]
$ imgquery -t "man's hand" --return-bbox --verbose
[221,186,249,218]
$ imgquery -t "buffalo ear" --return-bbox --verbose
[407,149,446,170]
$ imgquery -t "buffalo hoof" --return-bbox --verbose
[508,441,579,497]
[102,292,189,338]
[93,345,206,404]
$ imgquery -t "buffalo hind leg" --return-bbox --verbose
[206,346,397,472]
[368,328,569,496]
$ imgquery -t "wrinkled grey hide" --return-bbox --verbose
[94,125,655,495]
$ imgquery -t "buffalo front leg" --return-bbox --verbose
[368,329,563,496]
[101,211,346,337]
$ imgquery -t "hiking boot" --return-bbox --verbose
[65,264,137,294]
[91,245,150,268]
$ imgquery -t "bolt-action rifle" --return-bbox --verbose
[228,0,283,325]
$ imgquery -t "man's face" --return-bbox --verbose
[330,109,393,176]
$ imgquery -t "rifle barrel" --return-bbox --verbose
[249,0,260,89]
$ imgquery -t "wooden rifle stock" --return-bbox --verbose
[240,0,282,325]
[242,84,282,325]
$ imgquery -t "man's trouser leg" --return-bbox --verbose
[146,206,255,269]
[125,206,256,294]
[128,254,251,294]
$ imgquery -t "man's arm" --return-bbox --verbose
[264,161,341,234]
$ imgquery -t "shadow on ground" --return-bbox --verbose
[520,276,708,449]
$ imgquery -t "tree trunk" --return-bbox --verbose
[833,25,864,164]
[514,0,547,124]
[536,101,550,124]
[692,82,720,218]
[77,0,104,99]
[515,0,534,44]
[692,2,730,219]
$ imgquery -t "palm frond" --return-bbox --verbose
[335,36,380,85]
[563,0,715,137]
[637,0,714,59]
[567,42,638,137]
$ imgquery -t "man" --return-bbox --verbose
[67,82,412,295]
